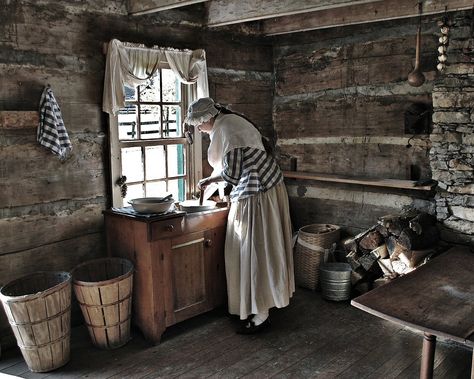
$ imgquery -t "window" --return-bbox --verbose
[108,67,201,207]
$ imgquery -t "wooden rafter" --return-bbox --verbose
[128,0,208,15]
[207,0,381,27]
[263,0,474,36]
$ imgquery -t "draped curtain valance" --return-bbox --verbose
[102,38,209,115]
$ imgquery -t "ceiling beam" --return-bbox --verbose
[207,0,382,27]
[263,0,474,36]
[128,0,208,15]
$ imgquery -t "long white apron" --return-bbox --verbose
[225,181,295,320]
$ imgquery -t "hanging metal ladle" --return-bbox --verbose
[408,2,425,87]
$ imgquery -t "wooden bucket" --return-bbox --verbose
[0,272,71,372]
[72,258,133,349]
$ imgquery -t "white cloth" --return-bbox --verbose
[225,181,295,319]
[204,113,265,200]
[102,39,209,115]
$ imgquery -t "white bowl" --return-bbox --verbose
[179,200,216,213]
[128,198,174,214]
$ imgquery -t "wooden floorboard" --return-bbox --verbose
[0,289,471,379]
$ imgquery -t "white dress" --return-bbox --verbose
[208,113,295,320]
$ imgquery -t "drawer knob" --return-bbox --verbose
[204,239,213,247]
[165,224,174,232]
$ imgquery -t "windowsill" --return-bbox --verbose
[282,171,437,191]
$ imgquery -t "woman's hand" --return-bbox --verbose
[198,177,211,190]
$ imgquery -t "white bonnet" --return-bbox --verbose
[184,97,219,126]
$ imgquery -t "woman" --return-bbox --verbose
[185,97,295,334]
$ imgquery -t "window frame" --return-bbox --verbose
[108,69,202,207]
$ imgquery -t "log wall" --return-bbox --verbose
[272,16,441,233]
[0,0,273,342]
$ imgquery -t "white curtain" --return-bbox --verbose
[102,39,209,115]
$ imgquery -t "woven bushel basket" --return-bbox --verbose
[294,224,340,290]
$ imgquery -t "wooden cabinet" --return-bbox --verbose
[103,209,228,344]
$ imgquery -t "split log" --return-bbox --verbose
[397,225,439,250]
[408,213,437,235]
[359,253,379,271]
[375,224,390,238]
[399,248,435,268]
[378,258,394,275]
[342,237,358,254]
[359,230,384,252]
[386,235,409,258]
[370,244,388,259]
[346,251,362,270]
[391,259,415,275]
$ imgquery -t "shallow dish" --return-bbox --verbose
[128,197,174,214]
[179,200,216,213]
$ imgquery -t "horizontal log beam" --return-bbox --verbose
[0,111,38,129]
[128,0,207,15]
[263,0,474,35]
[207,0,380,27]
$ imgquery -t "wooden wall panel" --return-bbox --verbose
[275,34,437,96]
[274,94,432,138]
[0,203,105,255]
[279,142,431,180]
[0,138,106,207]
[273,16,439,232]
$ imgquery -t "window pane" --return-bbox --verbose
[145,146,166,180]
[167,144,186,177]
[168,178,185,202]
[118,105,138,140]
[124,85,137,101]
[121,147,144,182]
[163,105,182,137]
[146,181,167,197]
[140,105,161,139]
[139,77,160,102]
[162,69,180,102]
[123,183,144,205]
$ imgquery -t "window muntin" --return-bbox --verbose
[116,68,189,205]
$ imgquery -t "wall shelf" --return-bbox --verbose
[282,171,436,191]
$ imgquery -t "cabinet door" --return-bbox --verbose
[205,226,227,308]
[165,231,211,325]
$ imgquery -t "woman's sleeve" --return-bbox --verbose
[221,148,242,185]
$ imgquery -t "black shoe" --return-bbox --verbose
[236,319,270,335]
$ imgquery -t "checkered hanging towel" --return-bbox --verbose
[37,86,72,160]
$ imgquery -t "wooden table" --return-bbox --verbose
[351,246,474,379]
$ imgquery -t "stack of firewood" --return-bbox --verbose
[343,210,440,294]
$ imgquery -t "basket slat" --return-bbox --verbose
[0,272,71,372]
[72,258,134,350]
[294,224,341,290]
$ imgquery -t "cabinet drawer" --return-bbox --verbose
[149,217,183,241]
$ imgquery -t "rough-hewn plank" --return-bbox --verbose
[283,171,435,191]
[279,142,431,180]
[263,0,474,35]
[274,94,432,138]
[0,203,105,255]
[0,138,106,207]
[128,0,207,15]
[207,0,381,27]
[0,111,38,129]
[274,34,438,96]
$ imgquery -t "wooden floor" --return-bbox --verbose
[0,289,472,379]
